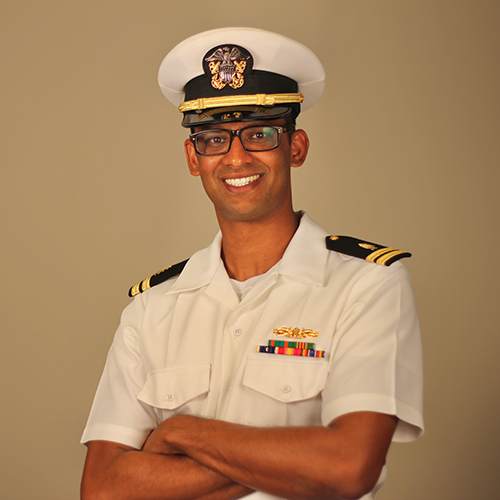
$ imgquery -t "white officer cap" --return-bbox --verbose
[158,27,325,127]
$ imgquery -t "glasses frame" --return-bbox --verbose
[189,124,296,156]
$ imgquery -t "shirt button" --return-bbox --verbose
[233,328,242,337]
[165,393,175,402]
[281,384,291,394]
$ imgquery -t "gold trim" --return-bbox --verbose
[209,60,247,90]
[359,243,378,251]
[273,327,320,339]
[376,249,406,266]
[366,247,395,263]
[141,276,152,293]
[130,265,172,297]
[179,93,304,113]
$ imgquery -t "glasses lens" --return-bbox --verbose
[241,127,279,151]
[192,126,283,155]
[195,130,231,155]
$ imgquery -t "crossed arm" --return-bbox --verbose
[80,411,397,500]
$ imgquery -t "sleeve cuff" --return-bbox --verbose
[80,423,150,449]
[321,393,424,442]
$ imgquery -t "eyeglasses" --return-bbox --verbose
[189,125,295,156]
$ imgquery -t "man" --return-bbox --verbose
[81,28,423,500]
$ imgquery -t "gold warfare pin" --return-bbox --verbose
[273,327,319,339]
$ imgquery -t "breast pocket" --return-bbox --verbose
[137,363,211,423]
[242,357,329,426]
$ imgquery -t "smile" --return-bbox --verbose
[224,174,261,187]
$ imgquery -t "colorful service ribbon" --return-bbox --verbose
[257,345,325,358]
[268,339,316,350]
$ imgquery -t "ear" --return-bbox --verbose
[289,129,309,168]
[184,138,200,176]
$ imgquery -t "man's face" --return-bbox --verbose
[184,118,309,225]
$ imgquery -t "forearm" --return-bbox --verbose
[154,413,397,500]
[81,440,252,500]
[162,421,347,500]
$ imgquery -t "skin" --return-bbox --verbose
[184,118,309,280]
[81,118,399,500]
[141,413,398,500]
[81,441,252,500]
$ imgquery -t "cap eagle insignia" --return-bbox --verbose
[205,46,250,90]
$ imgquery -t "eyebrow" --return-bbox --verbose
[193,121,284,133]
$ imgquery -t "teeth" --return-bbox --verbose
[224,175,260,187]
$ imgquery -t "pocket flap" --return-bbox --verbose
[243,358,328,403]
[137,363,211,410]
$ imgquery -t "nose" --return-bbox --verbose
[224,134,253,166]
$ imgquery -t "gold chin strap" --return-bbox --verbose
[179,93,304,112]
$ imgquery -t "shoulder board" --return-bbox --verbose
[128,259,189,297]
[326,236,411,266]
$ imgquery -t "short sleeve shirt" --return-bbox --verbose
[81,212,423,499]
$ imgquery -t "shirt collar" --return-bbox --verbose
[167,211,330,295]
[166,231,223,294]
[275,211,329,286]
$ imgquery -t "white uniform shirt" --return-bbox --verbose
[82,212,424,499]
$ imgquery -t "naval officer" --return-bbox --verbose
[81,27,423,500]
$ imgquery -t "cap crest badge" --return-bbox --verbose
[204,46,250,90]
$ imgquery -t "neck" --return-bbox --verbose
[218,208,300,281]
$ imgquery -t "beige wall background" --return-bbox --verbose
[1,1,499,498]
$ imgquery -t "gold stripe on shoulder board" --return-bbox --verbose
[376,249,409,266]
[365,247,396,263]
[129,265,174,298]
[141,276,152,293]
[130,282,141,297]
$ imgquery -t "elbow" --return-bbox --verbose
[310,457,384,500]
[333,481,376,500]
[80,484,98,500]
[80,476,113,500]
[81,441,134,500]
[330,461,384,500]
[81,488,111,500]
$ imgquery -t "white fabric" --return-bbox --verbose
[81,212,423,499]
[158,27,325,111]
[230,264,277,300]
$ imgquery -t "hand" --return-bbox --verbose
[142,414,202,455]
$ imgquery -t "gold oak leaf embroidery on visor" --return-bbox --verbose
[273,327,320,339]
